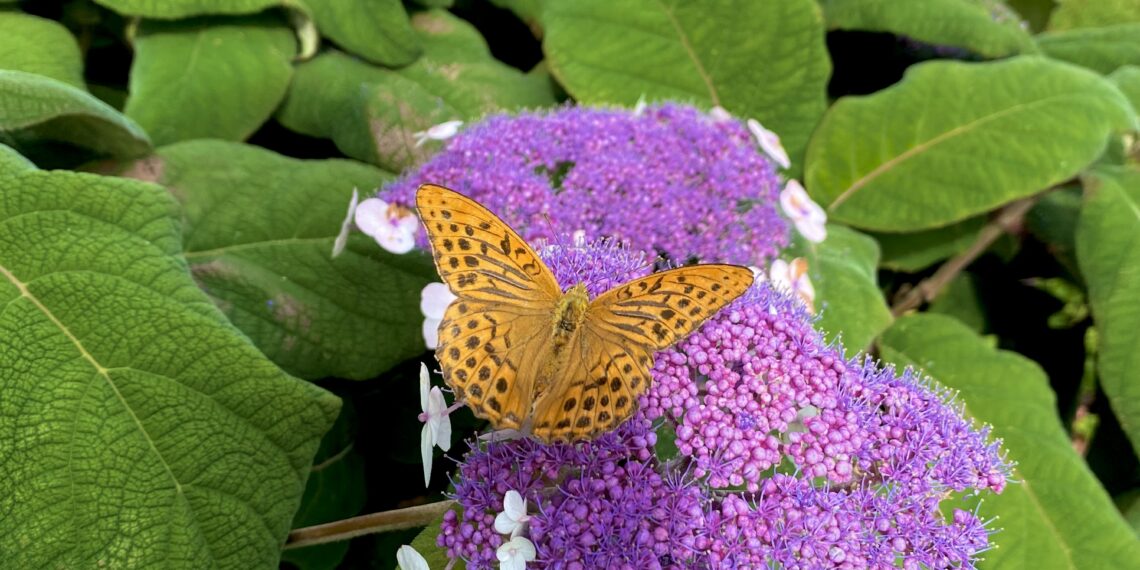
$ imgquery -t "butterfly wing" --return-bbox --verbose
[528,264,755,441]
[416,184,562,429]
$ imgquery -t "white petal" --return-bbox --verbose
[422,317,441,349]
[769,259,791,289]
[748,265,766,282]
[413,131,430,147]
[376,226,417,254]
[420,282,458,319]
[503,490,527,521]
[748,118,790,169]
[708,106,733,122]
[423,120,464,141]
[434,412,452,452]
[497,537,536,570]
[427,387,452,451]
[396,545,430,570]
[354,198,393,237]
[793,218,827,244]
[633,94,648,115]
[331,188,359,258]
[419,362,430,413]
[421,423,433,487]
[494,510,521,536]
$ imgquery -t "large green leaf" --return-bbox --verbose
[805,56,1137,231]
[281,400,367,570]
[278,10,555,171]
[0,153,339,568]
[1026,185,1083,275]
[305,0,421,67]
[125,15,296,146]
[821,0,1036,58]
[115,140,436,380]
[1075,166,1140,456]
[1037,24,1140,75]
[878,314,1140,569]
[873,217,984,272]
[1111,65,1140,112]
[94,0,305,18]
[541,0,830,167]
[0,12,85,89]
[1047,0,1140,31]
[0,70,151,157]
[927,273,986,333]
[787,224,892,351]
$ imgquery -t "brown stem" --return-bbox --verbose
[284,500,456,550]
[890,196,1040,316]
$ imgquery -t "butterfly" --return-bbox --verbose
[416,184,755,442]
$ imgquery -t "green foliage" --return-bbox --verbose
[821,0,1037,58]
[0,12,85,88]
[0,152,339,568]
[879,314,1140,569]
[117,140,437,380]
[1037,24,1140,75]
[806,56,1137,231]
[1076,167,1140,456]
[1111,65,1140,112]
[94,0,305,18]
[0,70,151,157]
[125,14,297,145]
[278,10,555,171]
[1048,0,1140,31]
[542,0,830,167]
[305,0,421,67]
[874,217,985,272]
[787,224,892,351]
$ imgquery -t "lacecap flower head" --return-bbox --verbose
[380,103,789,267]
[436,238,1011,569]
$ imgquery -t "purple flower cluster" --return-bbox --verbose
[381,104,788,266]
[435,239,1009,569]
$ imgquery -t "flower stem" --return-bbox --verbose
[890,196,1039,316]
[284,500,456,550]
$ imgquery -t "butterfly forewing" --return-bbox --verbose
[416,184,563,429]
[529,265,755,441]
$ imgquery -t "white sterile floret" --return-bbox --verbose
[420,282,458,349]
[396,544,430,570]
[780,180,827,243]
[494,490,531,538]
[331,188,359,258]
[414,120,464,147]
[419,363,452,487]
[708,105,733,122]
[496,536,537,570]
[747,118,791,170]
[770,257,816,313]
[355,198,420,254]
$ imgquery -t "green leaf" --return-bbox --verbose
[0,12,85,89]
[305,0,421,67]
[0,70,151,157]
[805,56,1137,231]
[94,0,306,18]
[927,273,986,333]
[1110,65,1140,113]
[279,11,555,170]
[125,15,296,146]
[1075,166,1140,456]
[408,511,463,569]
[874,217,984,272]
[878,314,1140,569]
[1048,0,1140,31]
[0,142,35,172]
[1037,24,1140,75]
[541,0,830,167]
[1025,185,1083,274]
[117,140,436,380]
[787,224,892,351]
[281,401,366,570]
[820,0,1037,58]
[0,161,339,568]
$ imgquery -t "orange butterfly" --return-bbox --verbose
[416,184,754,442]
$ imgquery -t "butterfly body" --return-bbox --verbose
[416,184,754,442]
